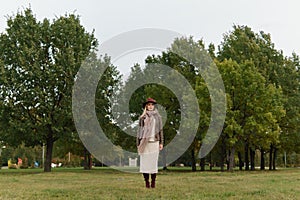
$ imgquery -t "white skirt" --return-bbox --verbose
[139,141,159,174]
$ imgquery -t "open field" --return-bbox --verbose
[0,167,299,200]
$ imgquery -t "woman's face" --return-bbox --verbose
[146,103,155,111]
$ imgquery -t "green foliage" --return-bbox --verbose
[0,8,97,171]
[122,31,298,170]
[217,25,299,156]
[218,59,284,149]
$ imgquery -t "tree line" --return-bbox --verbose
[0,8,299,172]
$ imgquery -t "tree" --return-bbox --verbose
[217,25,288,170]
[0,8,97,172]
[277,54,300,155]
[111,64,147,153]
[118,61,181,169]
[144,37,216,171]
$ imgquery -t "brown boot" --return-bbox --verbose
[151,173,156,188]
[143,173,150,188]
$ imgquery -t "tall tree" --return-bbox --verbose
[112,64,147,153]
[277,54,300,156]
[217,59,284,171]
[144,37,214,170]
[217,25,289,170]
[0,8,97,172]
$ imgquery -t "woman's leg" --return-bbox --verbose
[143,173,150,188]
[151,173,156,188]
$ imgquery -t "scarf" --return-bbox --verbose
[137,110,162,154]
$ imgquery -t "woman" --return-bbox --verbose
[137,98,163,188]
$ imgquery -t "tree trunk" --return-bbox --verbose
[238,151,243,170]
[228,146,235,171]
[250,149,255,171]
[226,152,230,171]
[44,136,54,172]
[88,153,92,169]
[191,148,196,171]
[260,149,265,170]
[272,148,277,170]
[162,148,168,170]
[200,157,205,171]
[245,142,249,171]
[83,148,88,169]
[220,137,226,171]
[269,144,273,170]
[83,148,92,170]
[209,152,213,171]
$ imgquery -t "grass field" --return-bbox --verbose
[0,167,299,200]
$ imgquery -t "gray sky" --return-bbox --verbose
[1,0,299,75]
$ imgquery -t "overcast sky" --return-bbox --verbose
[1,0,299,75]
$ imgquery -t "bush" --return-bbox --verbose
[61,154,82,168]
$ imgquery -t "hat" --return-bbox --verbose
[142,98,157,108]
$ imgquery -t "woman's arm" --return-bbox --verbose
[159,129,164,150]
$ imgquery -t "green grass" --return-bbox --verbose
[0,167,299,199]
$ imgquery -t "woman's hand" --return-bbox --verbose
[159,144,163,150]
[140,107,147,119]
